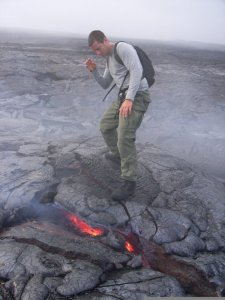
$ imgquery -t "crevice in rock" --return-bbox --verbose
[11,237,102,266]
[98,275,164,288]
[119,203,131,222]
[33,183,59,204]
[145,208,159,239]
[140,159,177,172]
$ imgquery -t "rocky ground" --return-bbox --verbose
[0,31,225,299]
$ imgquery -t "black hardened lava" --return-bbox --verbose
[1,199,219,297]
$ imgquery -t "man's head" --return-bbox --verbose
[88,30,113,57]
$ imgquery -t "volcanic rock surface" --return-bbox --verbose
[0,31,225,299]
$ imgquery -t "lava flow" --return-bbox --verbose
[125,241,135,253]
[65,210,136,254]
[66,212,104,237]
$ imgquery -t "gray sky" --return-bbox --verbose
[0,0,225,45]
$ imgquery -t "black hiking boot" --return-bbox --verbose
[104,152,121,165]
[111,180,136,201]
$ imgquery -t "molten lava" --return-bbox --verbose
[67,213,104,237]
[125,240,135,253]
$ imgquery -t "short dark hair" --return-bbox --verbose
[88,30,106,47]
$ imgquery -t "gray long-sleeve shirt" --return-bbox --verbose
[92,42,149,101]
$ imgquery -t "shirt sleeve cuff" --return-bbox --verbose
[126,92,134,101]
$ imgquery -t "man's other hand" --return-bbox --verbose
[85,58,96,72]
[119,99,133,118]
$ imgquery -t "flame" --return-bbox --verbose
[67,213,104,237]
[125,240,135,253]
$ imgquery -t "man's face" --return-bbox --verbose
[90,39,109,57]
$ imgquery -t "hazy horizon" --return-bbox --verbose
[1,27,225,51]
[0,0,225,46]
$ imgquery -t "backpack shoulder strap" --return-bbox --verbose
[114,41,125,65]
[102,42,129,102]
[102,83,116,102]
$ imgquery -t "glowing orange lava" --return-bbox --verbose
[67,214,104,237]
[125,240,135,253]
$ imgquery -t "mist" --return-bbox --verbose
[0,0,225,45]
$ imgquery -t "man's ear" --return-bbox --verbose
[103,37,108,44]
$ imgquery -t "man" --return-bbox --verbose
[85,30,151,200]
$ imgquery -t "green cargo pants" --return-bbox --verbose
[100,90,151,181]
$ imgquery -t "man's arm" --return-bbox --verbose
[116,43,143,101]
[116,43,143,117]
[85,58,113,89]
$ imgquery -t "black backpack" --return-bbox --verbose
[102,41,155,101]
[114,41,155,88]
